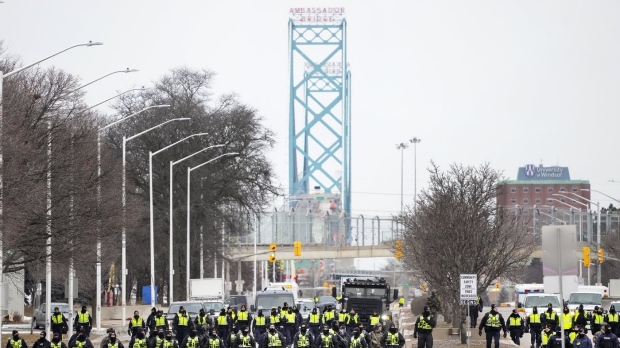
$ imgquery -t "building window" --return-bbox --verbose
[560,187,566,192]
[547,199,553,203]
[535,198,541,204]
[548,187,553,193]
[523,187,529,193]
[523,199,529,204]
[511,187,516,193]
[535,187,541,193]
[572,187,578,192]
[511,198,516,204]
[560,198,565,202]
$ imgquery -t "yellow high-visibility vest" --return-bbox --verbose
[155,317,167,327]
[178,316,189,326]
[52,314,64,324]
[133,339,146,348]
[131,317,144,327]
[529,314,541,324]
[486,314,501,328]
[309,314,321,324]
[387,333,399,345]
[417,317,432,330]
[78,312,90,324]
[186,337,199,348]
[370,316,380,326]
[217,316,228,326]
[209,339,220,348]
[297,334,310,347]
[509,316,521,328]
[255,317,266,327]
[9,339,21,348]
[237,312,249,321]
[268,333,282,347]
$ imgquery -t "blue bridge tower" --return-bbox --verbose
[288,15,351,218]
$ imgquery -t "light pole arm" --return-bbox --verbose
[188,152,239,173]
[152,133,209,157]
[4,42,103,78]
[171,144,226,166]
[582,189,620,205]
[550,198,581,211]
[86,88,148,111]
[552,193,588,208]
[70,69,138,95]
[125,118,189,142]
[99,105,171,132]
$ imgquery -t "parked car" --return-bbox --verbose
[203,300,225,323]
[166,301,208,334]
[226,295,253,312]
[33,303,76,330]
[315,296,338,312]
[296,298,315,320]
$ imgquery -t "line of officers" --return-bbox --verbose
[110,303,407,348]
[477,303,620,348]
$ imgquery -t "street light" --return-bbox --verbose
[148,132,209,306]
[122,117,189,321]
[395,143,408,213]
[0,42,102,340]
[409,137,421,211]
[86,87,148,111]
[168,144,226,302]
[186,152,239,300]
[98,104,170,321]
[552,193,588,210]
[564,190,602,284]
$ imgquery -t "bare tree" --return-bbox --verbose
[397,162,537,343]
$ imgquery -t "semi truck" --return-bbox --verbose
[335,277,398,328]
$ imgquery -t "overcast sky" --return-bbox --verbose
[2,0,620,221]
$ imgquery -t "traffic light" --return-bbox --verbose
[269,244,276,263]
[294,241,302,256]
[495,283,500,290]
[599,248,604,263]
[395,240,403,260]
[421,283,427,293]
[583,247,591,267]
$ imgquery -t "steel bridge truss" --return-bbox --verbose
[288,19,351,216]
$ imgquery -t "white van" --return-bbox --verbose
[578,285,609,298]
[522,293,562,318]
[514,283,545,310]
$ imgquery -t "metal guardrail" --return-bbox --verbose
[233,211,403,247]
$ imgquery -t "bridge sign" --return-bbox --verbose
[460,274,477,305]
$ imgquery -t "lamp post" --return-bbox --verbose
[186,152,239,300]
[122,117,189,322]
[86,87,148,111]
[148,133,209,306]
[168,144,226,302]
[395,143,408,213]
[409,137,421,211]
[98,104,170,319]
[65,68,139,333]
[563,190,602,284]
[0,41,102,340]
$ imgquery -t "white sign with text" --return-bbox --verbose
[460,274,478,305]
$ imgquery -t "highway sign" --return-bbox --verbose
[460,274,477,303]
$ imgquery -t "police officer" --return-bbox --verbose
[235,327,255,348]
[216,310,230,341]
[507,309,524,345]
[203,329,223,348]
[174,308,193,345]
[478,304,507,348]
[347,329,367,348]
[345,310,359,335]
[50,333,68,348]
[195,309,210,338]
[147,308,158,336]
[154,311,169,333]
[380,324,404,348]
[102,333,125,348]
[573,304,588,334]
[236,305,252,328]
[75,306,93,338]
[540,325,553,348]
[129,329,148,348]
[542,304,558,331]
[315,325,337,348]
[263,324,285,348]
[149,329,166,348]
[130,311,147,338]
[338,309,348,327]
[398,298,404,308]
[413,306,435,348]
[32,331,50,348]
[225,324,240,348]
[560,306,574,336]
[596,324,619,348]
[369,312,380,329]
[268,308,281,329]
[283,307,298,345]
[469,296,483,328]
[572,327,592,348]
[180,328,202,348]
[322,306,336,328]
[160,331,179,348]
[50,307,69,338]
[591,306,604,335]
[605,305,619,335]
[293,324,314,348]
[69,329,94,348]
[253,309,267,339]
[526,306,543,348]
[307,308,322,338]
